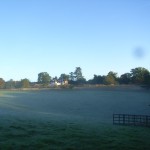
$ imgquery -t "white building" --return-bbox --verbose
[50,80,68,87]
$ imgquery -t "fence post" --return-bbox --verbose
[123,114,125,125]
[113,114,114,124]
[133,115,135,126]
[146,116,148,127]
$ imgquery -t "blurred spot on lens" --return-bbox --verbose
[133,47,145,59]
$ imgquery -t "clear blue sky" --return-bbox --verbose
[0,0,150,81]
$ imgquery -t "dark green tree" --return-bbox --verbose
[74,67,86,85]
[104,71,118,85]
[38,72,51,86]
[130,67,150,84]
[148,74,150,86]
[20,78,30,88]
[89,75,105,84]
[76,78,86,84]
[60,74,69,81]
[0,78,5,89]
[5,79,16,89]
[119,73,131,84]
[69,72,75,81]
[74,67,84,80]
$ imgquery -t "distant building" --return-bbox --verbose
[50,79,68,87]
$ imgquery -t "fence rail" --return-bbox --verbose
[113,114,150,127]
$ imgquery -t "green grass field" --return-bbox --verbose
[0,88,150,149]
[1,117,150,150]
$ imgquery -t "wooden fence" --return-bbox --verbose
[113,114,150,127]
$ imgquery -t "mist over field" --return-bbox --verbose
[1,88,150,149]
[1,88,150,124]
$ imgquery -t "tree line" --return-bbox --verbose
[88,67,150,86]
[0,67,150,89]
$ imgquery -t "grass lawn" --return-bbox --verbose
[0,117,150,150]
[0,88,150,149]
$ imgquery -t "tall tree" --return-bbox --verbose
[38,72,51,85]
[104,71,118,85]
[108,71,118,79]
[119,73,131,84]
[130,67,150,84]
[5,79,16,89]
[74,67,84,80]
[0,78,5,89]
[20,78,30,88]
[92,75,105,84]
[60,74,69,81]
[69,72,75,81]
[148,74,150,86]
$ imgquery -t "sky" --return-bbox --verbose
[0,0,150,82]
